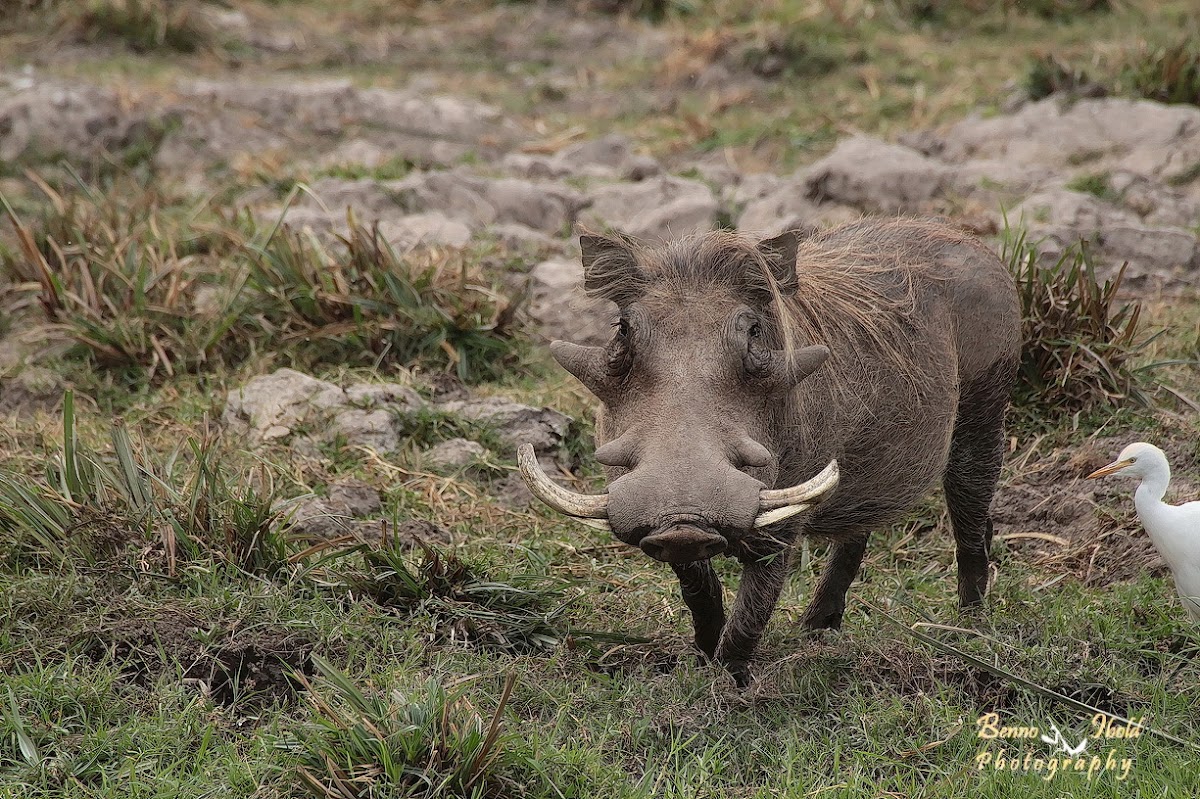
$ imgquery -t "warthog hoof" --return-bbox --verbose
[639,526,728,563]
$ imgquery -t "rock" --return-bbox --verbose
[0,365,62,415]
[581,175,718,241]
[331,408,399,453]
[391,171,586,235]
[224,370,425,450]
[328,480,383,517]
[287,497,378,540]
[392,518,452,545]
[223,369,346,443]
[913,97,1200,173]
[804,135,950,213]
[948,160,1055,198]
[1013,189,1200,282]
[345,382,424,409]
[0,77,156,163]
[1091,227,1200,281]
[726,172,789,209]
[424,373,470,402]
[424,438,488,471]
[157,79,521,173]
[1106,171,1200,229]
[554,133,662,180]
[527,257,613,346]
[378,213,472,249]
[504,135,662,182]
[437,398,571,454]
[1013,189,1139,232]
[316,138,395,171]
[736,182,824,236]
[486,222,564,252]
[286,479,382,539]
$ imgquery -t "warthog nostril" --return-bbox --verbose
[639,526,728,563]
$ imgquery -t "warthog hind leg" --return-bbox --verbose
[945,364,1010,606]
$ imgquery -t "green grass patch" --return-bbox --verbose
[1025,35,1200,106]
[1003,222,1174,418]
[57,0,215,54]
[1065,171,1119,202]
[0,179,528,384]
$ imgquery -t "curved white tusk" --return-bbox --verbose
[517,444,610,521]
[758,459,840,510]
[753,503,812,528]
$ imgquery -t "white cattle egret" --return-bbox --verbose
[1088,442,1200,621]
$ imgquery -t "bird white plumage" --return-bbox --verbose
[1088,442,1200,621]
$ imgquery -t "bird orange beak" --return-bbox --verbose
[1087,458,1135,479]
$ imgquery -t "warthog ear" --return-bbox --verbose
[550,340,610,398]
[756,231,800,295]
[580,232,649,306]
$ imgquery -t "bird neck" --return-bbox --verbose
[1134,468,1170,506]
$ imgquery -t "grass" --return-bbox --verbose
[0,390,291,576]
[9,0,217,54]
[1065,172,1119,202]
[291,658,526,798]
[0,179,528,384]
[1002,222,1173,418]
[1024,35,1200,106]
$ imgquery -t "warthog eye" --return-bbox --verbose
[608,315,635,376]
[747,322,762,340]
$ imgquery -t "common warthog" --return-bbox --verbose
[519,218,1020,684]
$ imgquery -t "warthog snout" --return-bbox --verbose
[516,444,840,555]
[639,525,729,562]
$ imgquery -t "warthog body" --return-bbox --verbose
[522,217,1020,684]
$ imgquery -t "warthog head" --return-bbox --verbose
[519,230,839,563]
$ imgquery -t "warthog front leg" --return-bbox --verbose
[715,550,790,686]
[670,560,725,659]
[800,536,869,630]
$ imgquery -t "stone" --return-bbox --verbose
[392,518,452,545]
[1012,189,1139,231]
[345,382,424,410]
[0,365,62,415]
[913,97,1200,170]
[553,133,662,180]
[736,182,824,236]
[527,257,613,346]
[486,222,563,252]
[287,497,377,540]
[581,175,718,241]
[331,408,399,453]
[378,213,472,249]
[437,397,572,454]
[0,77,156,164]
[157,79,521,174]
[804,135,950,213]
[424,438,488,471]
[328,480,383,517]
[390,171,585,235]
[223,369,346,443]
[1013,189,1200,283]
